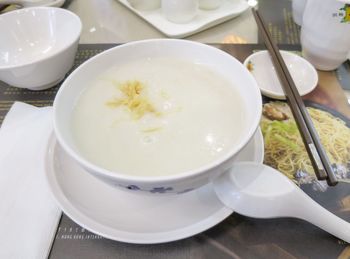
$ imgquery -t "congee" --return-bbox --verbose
[71,57,246,177]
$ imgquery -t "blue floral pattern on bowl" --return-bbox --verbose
[150,187,173,193]
[125,185,173,193]
[123,185,195,194]
[126,185,141,191]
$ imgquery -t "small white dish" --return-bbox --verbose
[0,7,81,90]
[243,50,318,100]
[45,129,264,244]
[116,0,249,38]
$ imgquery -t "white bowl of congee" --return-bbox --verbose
[53,39,262,195]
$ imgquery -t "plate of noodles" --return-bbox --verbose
[260,101,350,192]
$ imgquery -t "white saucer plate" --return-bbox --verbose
[244,50,318,100]
[116,0,250,38]
[45,129,264,244]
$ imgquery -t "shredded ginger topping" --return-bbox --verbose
[106,80,160,119]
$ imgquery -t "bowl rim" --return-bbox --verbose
[53,38,262,184]
[0,6,82,70]
[243,50,318,99]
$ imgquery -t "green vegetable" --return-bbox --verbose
[261,120,300,151]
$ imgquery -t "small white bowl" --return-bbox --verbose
[199,0,222,10]
[127,0,160,10]
[0,7,82,90]
[161,0,198,24]
[243,50,318,100]
[53,39,262,195]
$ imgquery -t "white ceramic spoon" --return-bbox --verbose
[213,162,350,242]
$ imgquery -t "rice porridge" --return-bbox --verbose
[71,57,246,177]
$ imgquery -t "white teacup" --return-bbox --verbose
[199,0,221,10]
[161,0,198,23]
[300,0,350,70]
[127,0,161,11]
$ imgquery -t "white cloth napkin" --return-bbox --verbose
[0,102,61,259]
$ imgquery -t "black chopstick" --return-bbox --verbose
[252,8,338,186]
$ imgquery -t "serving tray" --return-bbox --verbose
[116,0,250,38]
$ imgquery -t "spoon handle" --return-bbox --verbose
[295,190,350,243]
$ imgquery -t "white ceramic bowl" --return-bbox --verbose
[0,7,81,90]
[161,0,198,23]
[127,0,161,10]
[199,0,222,10]
[53,39,262,195]
[243,50,318,100]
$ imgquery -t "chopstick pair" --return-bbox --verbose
[251,8,338,186]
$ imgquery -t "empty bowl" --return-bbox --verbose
[243,50,318,100]
[0,7,82,90]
